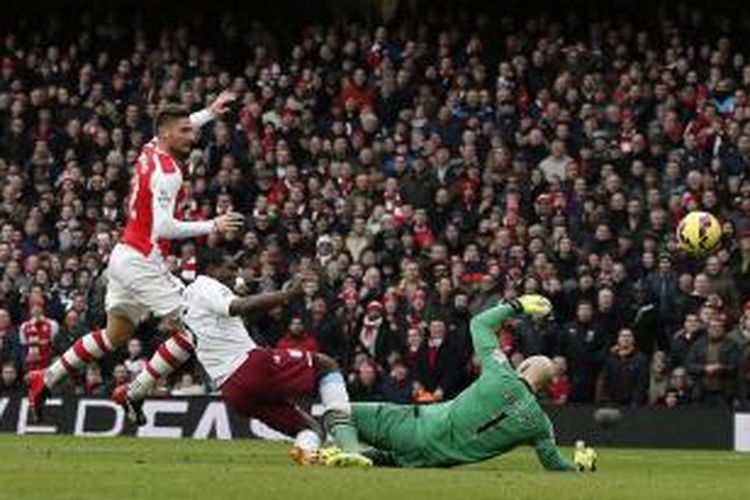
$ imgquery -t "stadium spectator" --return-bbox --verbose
[0,309,19,366]
[84,364,106,396]
[414,318,462,401]
[348,360,383,401]
[276,316,320,353]
[124,338,146,380]
[108,363,130,394]
[546,355,571,405]
[171,373,207,397]
[597,329,649,406]
[670,313,705,368]
[557,301,601,403]
[355,300,402,368]
[0,361,21,396]
[648,351,670,406]
[687,318,741,407]
[663,367,692,407]
[380,360,413,403]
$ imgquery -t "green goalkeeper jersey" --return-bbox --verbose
[405,303,576,470]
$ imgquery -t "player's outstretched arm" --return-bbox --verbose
[152,184,244,239]
[469,295,552,360]
[189,90,236,128]
[228,278,304,317]
[469,302,516,359]
[534,436,577,472]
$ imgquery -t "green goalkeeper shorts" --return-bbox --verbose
[350,402,425,467]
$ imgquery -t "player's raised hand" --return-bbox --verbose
[213,212,245,233]
[208,91,237,117]
[511,294,553,318]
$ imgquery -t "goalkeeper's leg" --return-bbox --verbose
[347,402,423,467]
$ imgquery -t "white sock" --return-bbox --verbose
[294,429,322,452]
[319,372,350,413]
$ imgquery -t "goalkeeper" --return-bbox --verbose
[324,295,591,471]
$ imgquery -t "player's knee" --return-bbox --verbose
[105,312,136,346]
[315,353,340,376]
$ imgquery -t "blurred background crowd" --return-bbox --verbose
[0,0,749,410]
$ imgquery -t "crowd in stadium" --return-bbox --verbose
[0,3,749,410]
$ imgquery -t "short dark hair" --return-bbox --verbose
[196,247,230,274]
[154,104,190,133]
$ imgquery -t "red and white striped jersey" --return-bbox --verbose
[121,138,214,257]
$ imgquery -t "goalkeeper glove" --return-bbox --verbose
[507,294,553,318]
[573,440,597,472]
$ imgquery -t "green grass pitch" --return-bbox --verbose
[0,435,748,500]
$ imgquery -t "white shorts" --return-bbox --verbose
[105,243,184,325]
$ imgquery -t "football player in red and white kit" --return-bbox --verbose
[27,93,245,423]
[183,249,371,468]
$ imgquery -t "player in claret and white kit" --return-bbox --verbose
[27,93,245,423]
[183,249,372,467]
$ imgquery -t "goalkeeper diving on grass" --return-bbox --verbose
[324,295,593,471]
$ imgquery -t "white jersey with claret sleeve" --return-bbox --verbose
[183,275,257,387]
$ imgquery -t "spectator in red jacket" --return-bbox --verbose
[337,68,375,111]
[276,316,320,353]
[547,356,571,405]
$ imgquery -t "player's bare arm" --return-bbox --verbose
[227,277,305,317]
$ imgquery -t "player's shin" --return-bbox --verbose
[320,379,363,455]
[127,330,194,400]
[44,329,113,387]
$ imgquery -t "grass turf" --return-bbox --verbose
[0,435,748,500]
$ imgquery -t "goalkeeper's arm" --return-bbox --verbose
[469,303,515,360]
[534,436,577,472]
[469,295,552,363]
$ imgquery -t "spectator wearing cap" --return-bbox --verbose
[356,300,402,369]
[597,329,649,406]
[276,316,320,353]
[414,318,462,402]
[687,318,741,407]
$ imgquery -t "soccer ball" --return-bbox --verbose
[676,211,722,256]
